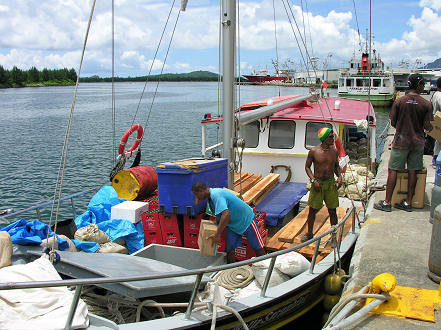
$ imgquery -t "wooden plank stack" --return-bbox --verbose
[265,206,352,263]
[234,172,262,194]
[242,173,280,205]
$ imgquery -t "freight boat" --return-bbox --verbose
[242,69,287,83]
[0,0,377,329]
[338,47,395,107]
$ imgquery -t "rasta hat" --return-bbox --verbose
[408,73,425,89]
[318,127,333,142]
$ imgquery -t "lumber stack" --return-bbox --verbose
[242,173,280,205]
[265,207,351,262]
[234,172,263,194]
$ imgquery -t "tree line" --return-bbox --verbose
[0,65,77,87]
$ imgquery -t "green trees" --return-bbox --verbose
[0,66,77,87]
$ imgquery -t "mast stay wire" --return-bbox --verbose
[304,0,314,57]
[143,6,182,136]
[272,0,281,97]
[282,0,369,213]
[112,0,116,164]
[352,0,363,52]
[46,0,98,254]
[216,0,222,145]
[128,0,178,146]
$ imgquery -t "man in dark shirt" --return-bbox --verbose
[374,73,433,212]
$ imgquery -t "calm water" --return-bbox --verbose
[0,82,390,220]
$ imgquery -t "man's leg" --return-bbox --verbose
[406,170,417,205]
[328,208,338,226]
[307,207,318,234]
[385,169,398,204]
[226,250,236,264]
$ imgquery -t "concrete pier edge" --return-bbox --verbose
[340,126,440,329]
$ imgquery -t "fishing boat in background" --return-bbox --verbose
[0,0,378,329]
[242,68,287,83]
[338,46,395,107]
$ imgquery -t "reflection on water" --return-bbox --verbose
[372,105,392,161]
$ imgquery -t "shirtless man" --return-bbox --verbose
[301,127,342,242]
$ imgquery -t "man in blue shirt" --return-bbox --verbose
[192,182,266,263]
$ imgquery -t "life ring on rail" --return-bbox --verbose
[334,135,347,173]
[118,124,144,155]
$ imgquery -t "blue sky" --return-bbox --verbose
[0,0,440,77]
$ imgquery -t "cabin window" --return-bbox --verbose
[356,79,369,87]
[373,79,381,87]
[383,79,391,87]
[346,79,353,87]
[242,121,260,148]
[305,122,333,149]
[339,78,345,87]
[268,120,295,149]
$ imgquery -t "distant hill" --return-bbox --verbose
[424,58,441,69]
[79,70,220,83]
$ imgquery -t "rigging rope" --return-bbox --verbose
[352,0,363,52]
[214,266,254,290]
[272,0,280,97]
[47,0,97,253]
[130,0,178,146]
[143,7,182,139]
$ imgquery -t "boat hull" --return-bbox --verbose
[337,93,395,107]
[243,75,287,83]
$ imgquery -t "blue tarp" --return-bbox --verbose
[255,182,308,226]
[74,186,144,254]
[0,219,70,251]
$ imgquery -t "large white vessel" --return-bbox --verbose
[338,49,395,107]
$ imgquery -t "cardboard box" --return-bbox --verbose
[110,201,149,223]
[391,168,426,209]
[198,220,218,256]
[428,111,441,143]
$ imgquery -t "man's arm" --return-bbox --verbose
[305,149,315,181]
[334,149,342,189]
[390,100,398,128]
[210,209,230,244]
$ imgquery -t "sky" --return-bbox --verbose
[0,0,440,77]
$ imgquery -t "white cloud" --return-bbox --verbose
[420,0,441,11]
[174,62,190,70]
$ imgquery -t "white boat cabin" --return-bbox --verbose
[201,96,376,183]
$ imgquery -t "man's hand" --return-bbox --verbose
[336,176,343,189]
[208,232,221,245]
[313,180,321,192]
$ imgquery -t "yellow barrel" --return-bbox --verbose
[112,165,157,200]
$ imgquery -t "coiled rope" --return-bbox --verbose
[213,266,254,290]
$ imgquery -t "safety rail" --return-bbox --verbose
[0,206,357,329]
[0,188,98,224]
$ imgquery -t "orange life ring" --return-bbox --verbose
[334,135,347,173]
[118,124,144,155]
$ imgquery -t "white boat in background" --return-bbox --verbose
[338,47,395,107]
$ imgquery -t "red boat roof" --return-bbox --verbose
[203,95,376,126]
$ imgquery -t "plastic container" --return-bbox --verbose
[110,201,149,223]
[430,174,441,223]
[428,204,441,282]
[156,158,228,215]
[112,165,158,201]
[436,153,441,185]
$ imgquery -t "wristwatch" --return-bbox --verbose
[310,178,316,183]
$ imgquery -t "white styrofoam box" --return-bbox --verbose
[110,201,149,224]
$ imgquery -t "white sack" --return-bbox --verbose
[98,242,128,254]
[0,231,12,269]
[252,259,290,288]
[74,224,110,244]
[275,251,310,277]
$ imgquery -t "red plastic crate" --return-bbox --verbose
[184,231,199,249]
[235,230,268,261]
[144,230,163,245]
[159,213,182,247]
[183,214,203,233]
[141,212,161,231]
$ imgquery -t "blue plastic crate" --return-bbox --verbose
[436,153,441,185]
[156,158,228,215]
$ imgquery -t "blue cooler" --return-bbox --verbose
[436,153,441,185]
[156,158,228,215]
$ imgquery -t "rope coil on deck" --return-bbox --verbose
[213,266,254,290]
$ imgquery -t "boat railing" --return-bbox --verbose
[0,188,99,224]
[0,206,357,328]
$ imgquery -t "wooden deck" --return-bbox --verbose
[265,206,355,263]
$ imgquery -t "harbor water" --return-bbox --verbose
[0,82,390,220]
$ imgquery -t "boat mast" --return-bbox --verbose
[222,0,236,189]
